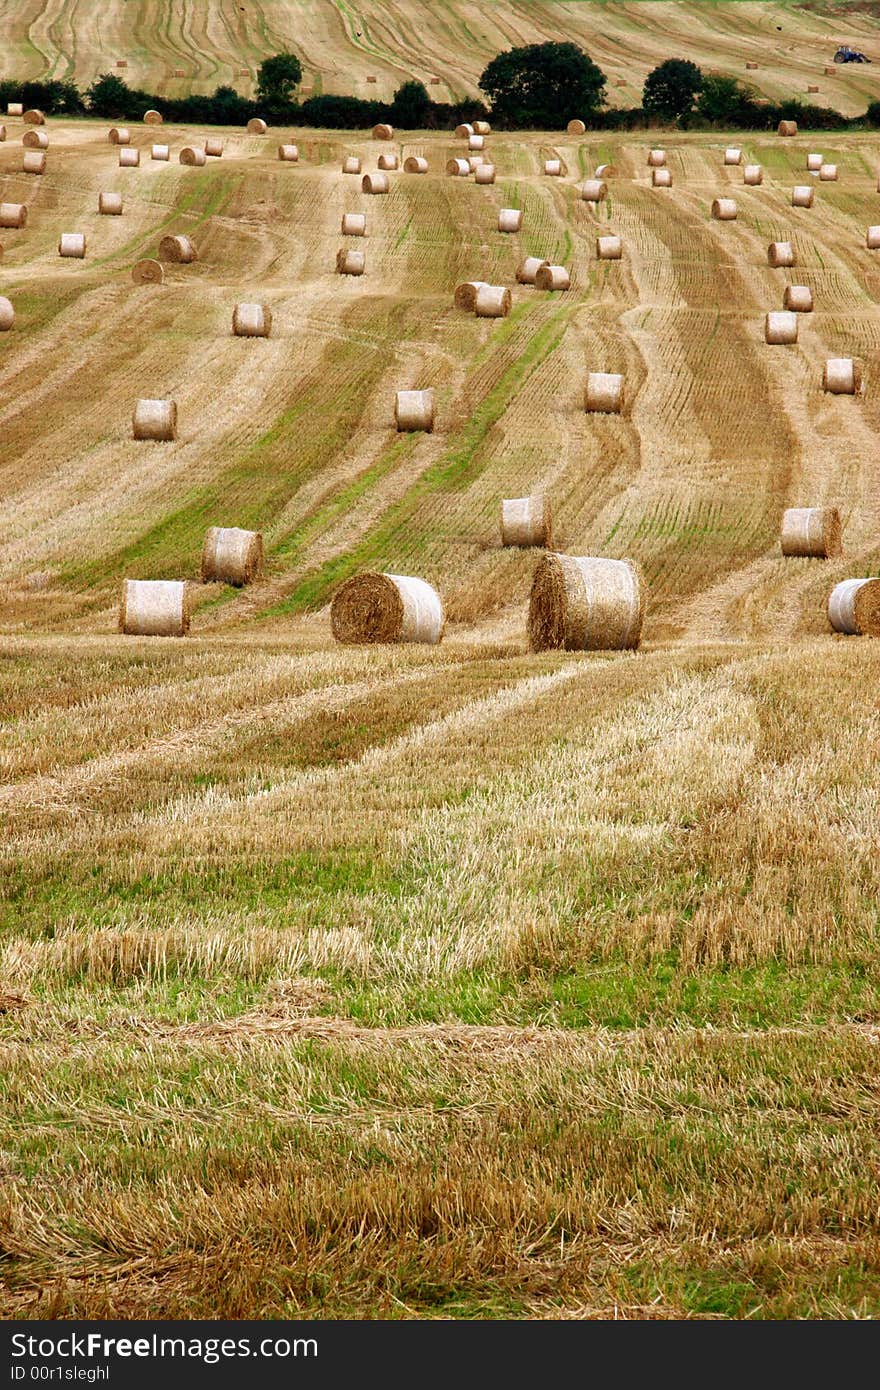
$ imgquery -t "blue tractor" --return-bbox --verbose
[834,44,871,62]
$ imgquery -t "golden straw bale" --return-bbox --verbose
[473,121,491,135]
[585,371,624,413]
[131,259,164,283]
[597,235,622,259]
[516,256,548,284]
[120,579,190,636]
[117,60,127,68]
[453,281,488,311]
[372,123,394,139]
[0,296,14,331]
[455,123,474,138]
[744,164,763,185]
[159,234,197,263]
[768,241,795,267]
[342,155,361,174]
[179,146,206,165]
[22,129,48,148]
[446,157,470,176]
[765,311,798,344]
[150,143,170,160]
[595,163,613,176]
[474,164,496,183]
[109,126,131,144]
[501,495,552,548]
[544,158,562,176]
[201,527,264,585]
[499,208,523,232]
[336,248,365,275]
[173,68,186,78]
[204,136,223,157]
[22,109,45,125]
[395,389,434,432]
[528,554,644,651]
[823,358,860,394]
[331,573,444,645]
[132,398,177,440]
[247,118,267,134]
[341,212,366,235]
[807,84,819,93]
[780,507,842,558]
[362,171,389,193]
[0,125,5,141]
[807,152,822,171]
[143,110,163,125]
[724,147,742,165]
[647,149,666,166]
[746,61,759,69]
[98,191,123,215]
[278,144,299,161]
[404,155,428,173]
[567,118,586,135]
[232,303,272,337]
[58,233,85,258]
[652,167,672,187]
[468,133,485,150]
[119,147,140,167]
[22,150,45,173]
[475,285,511,317]
[783,285,813,312]
[535,264,570,291]
[581,178,607,201]
[819,163,838,181]
[712,198,737,220]
[467,155,484,171]
[828,578,880,635]
[825,66,837,76]
[378,152,399,170]
[868,226,880,250]
[7,103,23,117]
[0,203,27,228]
[366,75,377,84]
[778,120,798,136]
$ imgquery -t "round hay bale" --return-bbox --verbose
[597,234,622,260]
[567,118,586,135]
[109,126,131,145]
[58,233,85,259]
[446,158,470,176]
[819,163,838,181]
[232,302,272,337]
[474,164,496,184]
[366,75,377,84]
[404,155,428,174]
[22,109,45,125]
[712,198,737,220]
[201,527,264,585]
[336,248,365,276]
[466,155,484,172]
[0,203,26,228]
[516,256,548,284]
[475,284,511,318]
[98,191,123,215]
[724,147,742,165]
[143,110,163,125]
[807,152,823,172]
[119,148,140,167]
[585,371,624,413]
[528,554,643,652]
[778,120,798,137]
[807,84,819,93]
[647,149,666,167]
[825,66,837,76]
[868,226,880,250]
[342,155,361,174]
[173,68,186,79]
[652,167,672,187]
[544,158,562,176]
[378,152,399,170]
[132,398,177,440]
[768,241,795,267]
[278,143,299,161]
[247,117,267,134]
[828,578,880,635]
[131,259,164,284]
[151,144,170,161]
[204,136,224,157]
[22,129,48,149]
[159,234,197,263]
[179,146,206,166]
[7,103,23,117]
[341,212,366,236]
[362,171,389,194]
[455,123,474,139]
[746,61,759,70]
[117,60,128,68]
[823,358,860,394]
[501,495,552,548]
[783,284,813,312]
[499,208,523,232]
[468,134,485,151]
[743,164,763,185]
[395,389,434,432]
[581,179,607,202]
[120,579,190,637]
[331,572,444,645]
[535,264,570,291]
[454,281,488,311]
[473,121,491,135]
[595,163,614,177]
[780,506,842,558]
[0,296,14,331]
[0,125,5,141]
[372,123,394,140]
[22,151,45,174]
[765,311,798,344]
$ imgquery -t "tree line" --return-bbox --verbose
[1,43,877,131]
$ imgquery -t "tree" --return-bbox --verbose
[256,52,302,108]
[642,58,702,121]
[695,74,754,124]
[86,73,131,118]
[391,79,430,128]
[479,42,605,129]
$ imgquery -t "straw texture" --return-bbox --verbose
[336,248,365,275]
[159,235,197,263]
[232,303,272,337]
[528,554,644,651]
[341,213,366,235]
[131,259,164,284]
[765,311,798,344]
[331,573,444,645]
[828,578,880,636]
[120,579,189,636]
[585,372,624,413]
[501,495,552,548]
[823,358,861,393]
[201,527,264,586]
[498,208,522,232]
[395,389,435,431]
[132,398,177,440]
[780,507,842,558]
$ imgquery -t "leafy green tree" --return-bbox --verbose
[696,74,752,124]
[642,58,703,121]
[256,52,302,108]
[391,79,431,128]
[479,42,605,129]
[86,73,131,117]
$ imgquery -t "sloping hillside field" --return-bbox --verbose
[2,96,880,1316]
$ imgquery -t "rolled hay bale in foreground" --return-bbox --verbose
[581,178,607,202]
[828,578,880,635]
[446,157,470,177]
[778,120,798,137]
[143,109,163,125]
[454,281,488,311]
[468,134,485,151]
[342,155,361,174]
[597,234,622,260]
[98,191,123,215]
[109,126,131,145]
[119,147,140,167]
[247,117,267,135]
[765,311,798,344]
[179,146,207,166]
[712,198,737,220]
[201,527,264,585]
[647,149,666,167]
[516,256,549,284]
[120,579,190,637]
[372,123,394,140]
[466,155,484,172]
[151,144,170,161]
[7,103,23,117]
[768,241,795,268]
[473,120,491,135]
[501,495,552,548]
[22,129,48,149]
[341,212,366,236]
[475,284,511,318]
[0,202,26,228]
[744,164,763,185]
[528,554,643,652]
[131,259,164,284]
[22,150,45,174]
[331,572,444,646]
[652,167,672,187]
[819,163,838,181]
[132,398,177,440]
[585,371,624,413]
[0,296,14,331]
[395,388,435,432]
[23,109,45,125]
[474,164,495,184]
[544,158,562,176]
[724,147,742,165]
[378,152,399,170]
[455,123,474,139]
[535,263,570,291]
[336,247,365,276]
[807,152,823,171]
[362,171,389,194]
[783,284,813,312]
[823,357,861,394]
[868,226,880,250]
[567,118,586,135]
[780,506,842,558]
[232,302,272,337]
[159,234,197,263]
[204,136,224,157]
[278,144,299,162]
[58,233,86,258]
[404,155,428,174]
[499,208,523,232]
